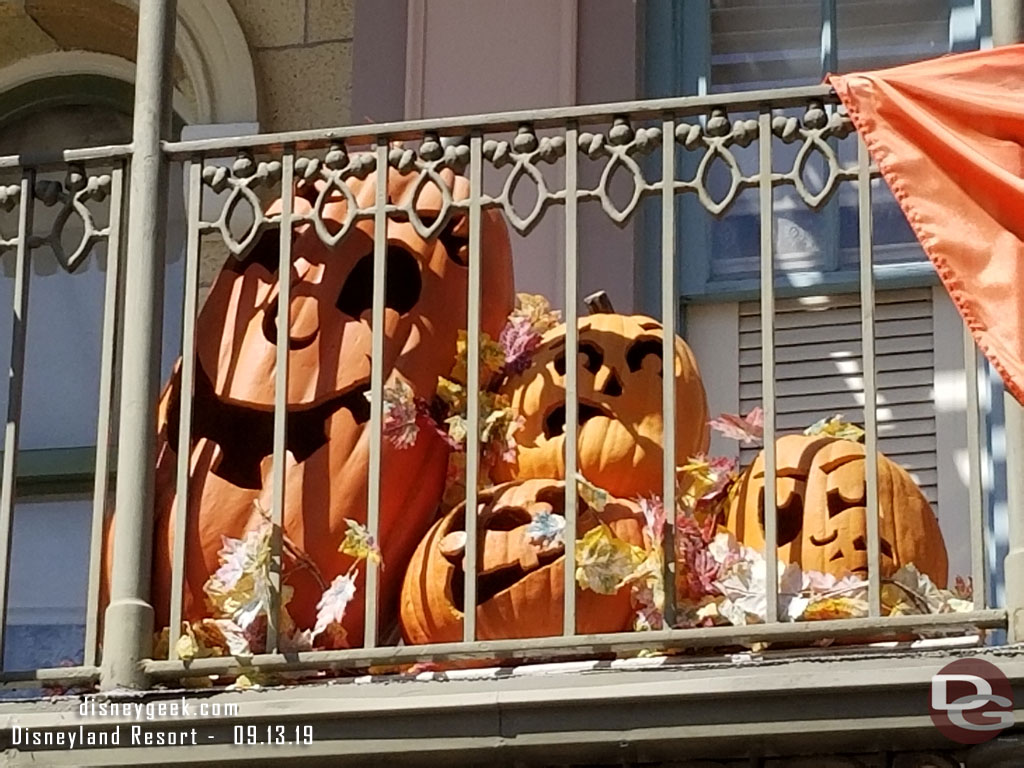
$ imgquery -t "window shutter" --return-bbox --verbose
[737,288,939,512]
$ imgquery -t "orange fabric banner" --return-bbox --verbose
[829,46,1024,405]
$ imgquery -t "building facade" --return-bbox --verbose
[0,1,1020,765]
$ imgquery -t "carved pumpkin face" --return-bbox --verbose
[725,434,949,586]
[142,164,515,638]
[400,478,646,643]
[494,314,710,498]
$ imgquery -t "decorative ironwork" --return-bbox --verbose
[773,99,857,209]
[0,182,20,253]
[201,150,282,256]
[675,107,760,216]
[25,165,114,271]
[197,99,864,253]
[577,115,661,226]
[483,123,567,234]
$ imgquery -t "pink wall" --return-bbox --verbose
[401,0,641,313]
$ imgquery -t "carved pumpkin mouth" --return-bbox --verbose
[166,363,371,490]
[542,400,615,440]
[449,548,564,607]
[440,496,569,607]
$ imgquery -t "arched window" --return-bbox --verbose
[0,0,257,673]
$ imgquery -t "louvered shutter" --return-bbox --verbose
[737,288,939,512]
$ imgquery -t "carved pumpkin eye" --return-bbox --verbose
[438,215,469,266]
[336,245,423,318]
[553,341,604,377]
[757,485,805,546]
[626,336,663,375]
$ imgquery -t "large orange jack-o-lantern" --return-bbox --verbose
[725,434,949,586]
[400,478,646,643]
[125,162,513,641]
[493,312,709,498]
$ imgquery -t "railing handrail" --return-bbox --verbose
[161,84,837,159]
[0,144,133,172]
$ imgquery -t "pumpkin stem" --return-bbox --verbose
[584,290,615,315]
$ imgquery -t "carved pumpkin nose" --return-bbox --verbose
[600,367,623,397]
[262,293,321,349]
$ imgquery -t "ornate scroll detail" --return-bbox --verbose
[202,151,283,256]
[29,166,113,271]
[198,98,859,252]
[484,124,567,234]
[578,116,661,226]
[0,182,21,253]
[676,107,760,216]
[773,99,856,209]
[295,143,377,247]
[388,133,466,240]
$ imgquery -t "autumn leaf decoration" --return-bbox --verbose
[803,413,866,442]
[708,407,764,444]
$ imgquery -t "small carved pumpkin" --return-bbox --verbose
[400,478,646,643]
[725,434,949,586]
[493,312,710,498]
[129,163,515,640]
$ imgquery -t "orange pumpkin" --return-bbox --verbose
[133,163,514,641]
[400,478,647,643]
[493,313,710,497]
[725,434,949,586]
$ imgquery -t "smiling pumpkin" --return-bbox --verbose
[136,164,514,640]
[725,434,949,586]
[493,313,710,498]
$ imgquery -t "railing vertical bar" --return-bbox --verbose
[363,141,389,649]
[102,0,176,691]
[463,133,483,643]
[167,159,203,658]
[0,170,34,665]
[964,325,986,608]
[562,124,579,637]
[661,114,678,629]
[267,149,295,653]
[84,163,126,667]
[1005,392,1024,643]
[758,110,779,624]
[858,137,882,617]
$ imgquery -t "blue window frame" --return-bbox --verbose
[638,0,992,308]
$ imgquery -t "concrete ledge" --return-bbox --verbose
[1,646,1023,765]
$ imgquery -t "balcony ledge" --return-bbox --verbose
[1,644,1023,766]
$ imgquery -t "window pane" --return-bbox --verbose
[0,106,185,451]
[711,0,822,92]
[5,496,91,671]
[837,0,949,71]
[701,0,952,292]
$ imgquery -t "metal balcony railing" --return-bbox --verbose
[0,7,1020,695]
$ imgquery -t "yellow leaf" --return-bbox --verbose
[451,331,505,382]
[803,414,865,441]
[576,475,609,512]
[175,632,199,661]
[339,518,382,564]
[512,293,562,333]
[575,522,645,595]
[802,596,869,621]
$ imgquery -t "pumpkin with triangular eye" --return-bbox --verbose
[493,312,710,498]
[725,434,949,586]
[104,161,515,643]
[400,478,647,643]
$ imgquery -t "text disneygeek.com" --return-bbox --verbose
[9,696,315,750]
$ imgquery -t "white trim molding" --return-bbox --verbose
[176,0,258,124]
[0,1,258,126]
